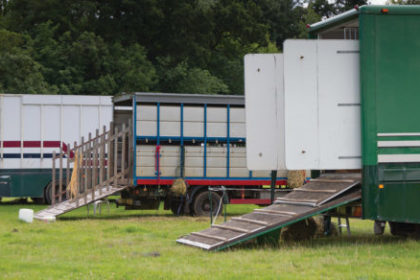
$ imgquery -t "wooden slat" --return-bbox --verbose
[66,143,70,200]
[59,146,63,203]
[190,232,228,241]
[83,135,88,205]
[309,178,355,183]
[278,197,318,203]
[231,217,269,226]
[52,151,56,206]
[294,189,337,193]
[212,224,251,233]
[254,208,296,216]
[114,126,118,188]
[99,126,105,195]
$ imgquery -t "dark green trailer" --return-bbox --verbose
[177,5,420,250]
[311,5,420,234]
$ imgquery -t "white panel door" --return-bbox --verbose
[284,39,361,170]
[244,53,285,170]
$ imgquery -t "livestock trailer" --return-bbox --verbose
[176,5,420,250]
[113,92,290,215]
[0,94,112,203]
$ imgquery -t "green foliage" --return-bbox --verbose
[0,0,352,95]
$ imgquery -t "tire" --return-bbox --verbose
[374,220,386,235]
[31,197,44,204]
[44,181,67,205]
[193,191,222,216]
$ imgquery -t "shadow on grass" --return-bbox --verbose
[59,212,178,221]
[225,233,409,252]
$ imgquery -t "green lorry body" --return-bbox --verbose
[310,6,420,223]
[0,169,51,197]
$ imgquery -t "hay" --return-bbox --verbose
[169,178,187,196]
[314,216,338,237]
[287,170,306,189]
[281,218,318,242]
[67,152,82,199]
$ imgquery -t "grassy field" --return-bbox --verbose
[1,200,420,280]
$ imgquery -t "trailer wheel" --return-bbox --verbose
[193,191,222,216]
[44,181,67,205]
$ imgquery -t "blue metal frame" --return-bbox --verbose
[180,104,184,178]
[132,95,137,185]
[132,99,284,186]
[136,136,245,142]
[204,104,207,177]
[136,175,288,181]
[226,104,230,178]
[156,102,160,145]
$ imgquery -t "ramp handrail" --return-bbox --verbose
[50,120,133,206]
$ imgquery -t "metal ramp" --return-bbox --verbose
[34,121,133,221]
[177,174,361,251]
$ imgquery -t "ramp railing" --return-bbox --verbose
[50,120,133,206]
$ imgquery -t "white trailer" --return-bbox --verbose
[0,94,112,203]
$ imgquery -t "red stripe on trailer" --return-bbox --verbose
[137,179,287,186]
[229,199,271,205]
[1,141,73,158]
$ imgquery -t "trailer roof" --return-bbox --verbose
[308,5,420,37]
[113,92,244,106]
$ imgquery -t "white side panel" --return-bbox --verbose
[1,94,112,169]
[244,54,285,170]
[2,96,21,140]
[184,106,204,137]
[284,40,361,170]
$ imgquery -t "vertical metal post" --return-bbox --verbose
[209,188,213,225]
[270,170,277,204]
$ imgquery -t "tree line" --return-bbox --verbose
[0,0,367,96]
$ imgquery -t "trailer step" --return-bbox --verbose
[177,173,361,251]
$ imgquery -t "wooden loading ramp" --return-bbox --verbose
[34,185,128,220]
[177,174,361,251]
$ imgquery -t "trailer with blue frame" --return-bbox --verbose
[113,92,292,215]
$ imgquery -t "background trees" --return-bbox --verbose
[0,0,366,95]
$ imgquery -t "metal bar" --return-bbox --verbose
[157,102,160,145]
[59,146,63,203]
[270,170,277,204]
[226,104,230,178]
[132,96,137,186]
[204,104,207,177]
[52,151,56,206]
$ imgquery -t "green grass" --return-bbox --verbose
[1,201,420,280]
